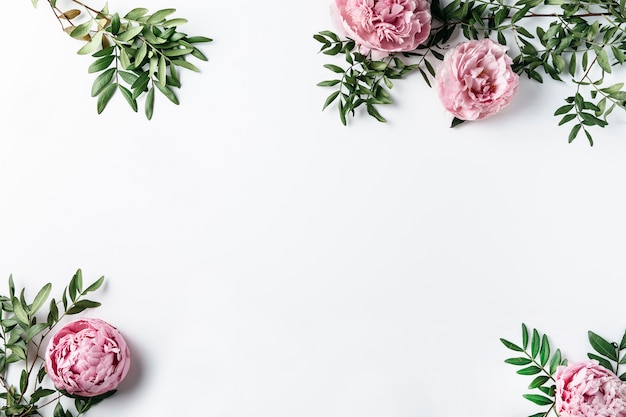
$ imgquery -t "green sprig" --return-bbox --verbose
[0,269,107,417]
[501,323,565,417]
[32,1,212,119]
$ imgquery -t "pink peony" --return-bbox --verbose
[331,0,432,59]
[555,360,626,417]
[436,38,519,121]
[45,318,130,397]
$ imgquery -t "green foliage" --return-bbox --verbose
[0,269,107,417]
[503,324,626,416]
[316,0,626,144]
[34,1,212,119]
[501,323,566,417]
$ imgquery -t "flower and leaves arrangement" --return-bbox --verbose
[314,0,626,145]
[0,269,130,417]
[501,323,626,417]
[29,0,212,119]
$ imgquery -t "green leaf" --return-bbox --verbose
[110,13,121,35]
[540,334,550,366]
[91,68,115,97]
[96,83,117,114]
[568,123,582,143]
[317,80,341,87]
[501,338,524,352]
[116,25,144,43]
[523,394,554,406]
[517,366,542,375]
[522,323,529,350]
[531,328,540,358]
[594,46,612,74]
[588,353,613,371]
[70,21,92,39]
[158,55,167,85]
[54,402,65,417]
[323,64,345,74]
[145,86,155,120]
[135,42,148,67]
[529,375,550,389]
[72,270,83,293]
[77,30,103,55]
[186,36,213,43]
[154,81,179,105]
[66,300,102,315]
[30,283,51,315]
[124,8,149,20]
[84,276,105,294]
[26,322,49,341]
[147,8,177,24]
[30,388,56,403]
[504,357,532,366]
[163,18,188,28]
[118,85,138,112]
[12,298,29,325]
[589,331,618,361]
[172,59,200,72]
[88,55,115,73]
[549,348,562,374]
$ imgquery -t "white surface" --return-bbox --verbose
[2,1,626,416]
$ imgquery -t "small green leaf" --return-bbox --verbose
[145,86,155,120]
[172,59,200,72]
[91,68,116,97]
[147,8,177,24]
[501,338,524,352]
[110,13,121,35]
[540,334,550,366]
[154,81,179,105]
[589,331,618,361]
[84,276,105,294]
[529,375,550,389]
[70,21,92,39]
[531,328,540,358]
[124,8,149,20]
[523,394,554,406]
[66,300,102,315]
[26,323,49,341]
[96,83,117,114]
[12,298,29,324]
[116,25,144,43]
[30,283,51,315]
[88,55,115,73]
[504,357,532,366]
[517,365,542,375]
[77,31,103,55]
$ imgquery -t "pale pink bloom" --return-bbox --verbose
[555,360,626,417]
[332,0,432,59]
[436,39,519,121]
[45,318,131,397]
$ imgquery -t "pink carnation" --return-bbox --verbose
[45,318,131,397]
[436,38,519,121]
[331,0,432,59]
[555,360,626,417]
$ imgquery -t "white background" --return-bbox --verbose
[2,0,626,416]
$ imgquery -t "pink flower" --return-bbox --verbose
[331,0,432,59]
[555,360,626,417]
[45,318,131,397]
[436,39,519,121]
